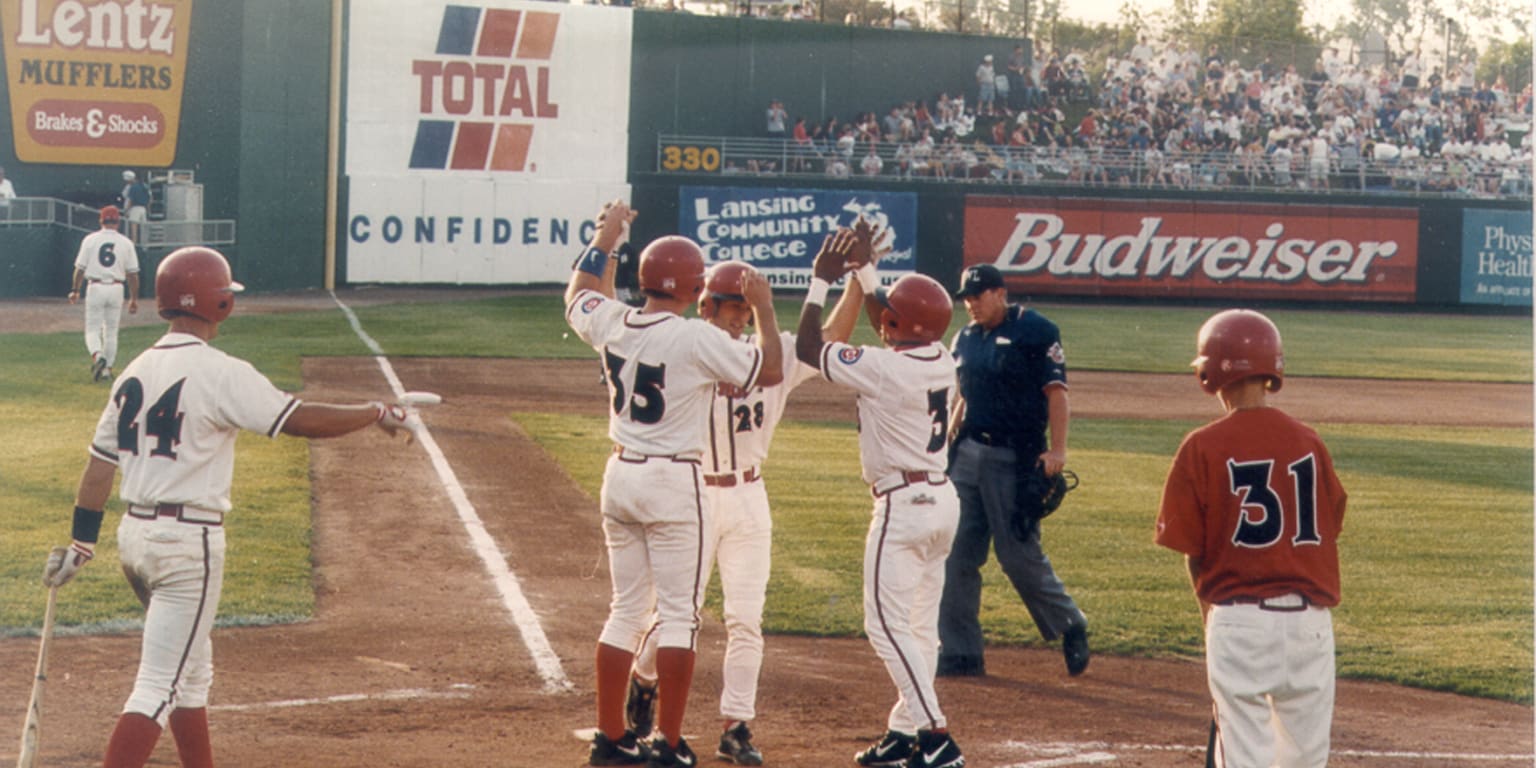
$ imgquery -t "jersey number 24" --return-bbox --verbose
[115,378,186,459]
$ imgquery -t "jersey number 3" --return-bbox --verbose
[116,378,187,459]
[1227,455,1321,548]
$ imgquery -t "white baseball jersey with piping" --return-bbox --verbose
[632,331,819,721]
[87,332,300,723]
[565,288,764,652]
[819,338,960,735]
[74,227,140,370]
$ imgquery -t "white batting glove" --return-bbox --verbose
[43,541,94,587]
[372,392,442,442]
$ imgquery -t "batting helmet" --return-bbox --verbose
[638,236,706,301]
[155,247,245,323]
[877,273,953,344]
[100,205,121,225]
[699,260,758,319]
[1192,309,1284,394]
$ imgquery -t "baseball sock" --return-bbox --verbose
[595,642,635,740]
[102,712,161,768]
[655,646,696,747]
[169,707,214,768]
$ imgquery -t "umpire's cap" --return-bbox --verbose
[955,263,1006,298]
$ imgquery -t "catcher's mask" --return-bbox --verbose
[1192,309,1284,394]
[877,273,953,345]
[638,236,707,301]
[156,246,244,323]
[699,260,758,325]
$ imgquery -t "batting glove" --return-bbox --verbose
[43,541,94,587]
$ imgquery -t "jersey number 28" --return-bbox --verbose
[1227,455,1322,548]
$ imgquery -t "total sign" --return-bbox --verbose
[2,0,194,165]
[346,0,631,284]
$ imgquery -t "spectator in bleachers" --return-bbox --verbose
[766,99,787,139]
[860,144,884,176]
[976,55,997,116]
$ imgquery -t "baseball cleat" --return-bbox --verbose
[91,356,108,381]
[935,655,985,678]
[645,735,697,767]
[625,677,657,738]
[909,730,965,768]
[854,730,914,767]
[716,721,763,766]
[1063,621,1090,677]
[588,729,650,766]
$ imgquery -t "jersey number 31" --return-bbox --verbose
[1227,455,1322,548]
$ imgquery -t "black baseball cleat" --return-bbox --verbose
[716,721,763,766]
[625,677,657,738]
[854,730,915,767]
[910,730,965,768]
[646,736,697,768]
[1063,621,1090,677]
[91,356,108,382]
[935,655,985,678]
[588,729,650,766]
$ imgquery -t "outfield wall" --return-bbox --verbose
[1,0,1528,310]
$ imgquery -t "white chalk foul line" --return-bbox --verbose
[211,685,474,712]
[333,293,574,694]
[996,753,1118,768]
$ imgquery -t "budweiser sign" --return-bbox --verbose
[964,197,1420,302]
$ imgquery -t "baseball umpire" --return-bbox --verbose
[937,264,1089,678]
[42,246,429,768]
[1156,309,1346,767]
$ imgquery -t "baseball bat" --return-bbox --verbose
[15,586,58,768]
[400,391,443,407]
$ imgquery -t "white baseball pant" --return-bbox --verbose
[1207,599,1335,768]
[84,281,125,367]
[598,454,709,652]
[117,514,226,726]
[633,472,771,721]
[864,477,959,735]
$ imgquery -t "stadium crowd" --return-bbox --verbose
[731,37,1532,195]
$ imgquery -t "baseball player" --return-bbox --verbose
[625,257,866,766]
[1155,309,1347,768]
[42,246,428,768]
[565,200,785,768]
[69,205,141,382]
[793,230,965,768]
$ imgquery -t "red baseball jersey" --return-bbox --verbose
[1156,407,1346,607]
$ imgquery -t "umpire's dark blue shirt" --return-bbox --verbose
[951,304,1067,444]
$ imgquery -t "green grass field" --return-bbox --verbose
[1,294,1530,703]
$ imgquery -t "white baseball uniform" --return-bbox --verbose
[74,227,140,369]
[817,339,959,735]
[566,289,764,652]
[633,331,819,721]
[88,332,300,724]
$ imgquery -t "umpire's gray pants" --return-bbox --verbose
[939,437,1084,660]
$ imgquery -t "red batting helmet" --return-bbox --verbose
[877,273,953,344]
[639,236,706,301]
[699,260,758,319]
[155,247,245,323]
[1192,309,1284,394]
[100,205,121,225]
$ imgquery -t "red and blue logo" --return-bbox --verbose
[838,346,863,364]
[409,5,561,172]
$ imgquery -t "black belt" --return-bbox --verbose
[1218,594,1311,612]
[963,429,1038,450]
[89,279,120,285]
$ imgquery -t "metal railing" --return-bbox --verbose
[0,196,235,246]
[656,134,1534,198]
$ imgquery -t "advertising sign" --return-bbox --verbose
[678,186,918,287]
[964,197,1420,302]
[3,0,194,165]
[345,0,631,283]
[1460,209,1532,306]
